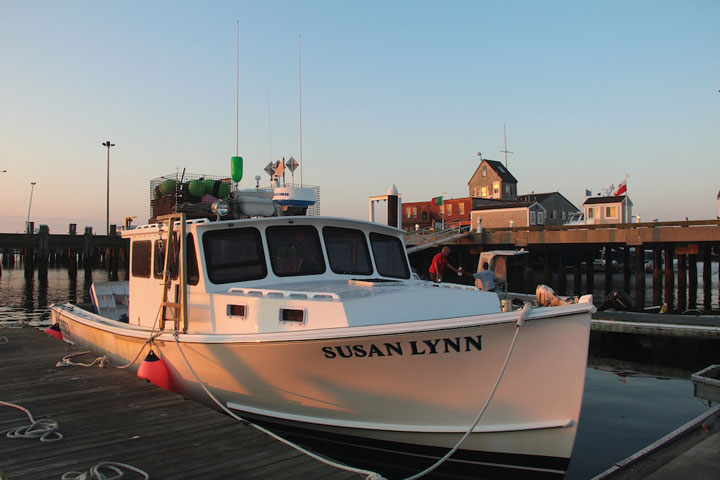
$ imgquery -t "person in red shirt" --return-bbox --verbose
[428,246,461,282]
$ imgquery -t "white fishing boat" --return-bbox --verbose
[51,208,594,478]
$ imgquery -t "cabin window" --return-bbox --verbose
[266,225,326,277]
[131,240,152,278]
[538,211,545,225]
[505,184,512,195]
[323,227,372,275]
[153,234,179,280]
[493,181,500,198]
[481,186,488,198]
[369,233,410,279]
[203,228,267,284]
[187,233,199,286]
[605,206,618,218]
[530,211,536,225]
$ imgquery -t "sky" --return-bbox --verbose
[1,0,718,233]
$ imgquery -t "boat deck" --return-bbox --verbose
[0,327,364,480]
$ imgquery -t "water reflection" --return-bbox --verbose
[37,270,48,311]
[68,274,77,304]
[23,273,34,313]
[83,270,92,303]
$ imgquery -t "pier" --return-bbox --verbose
[0,327,362,480]
[407,220,720,312]
[0,224,127,279]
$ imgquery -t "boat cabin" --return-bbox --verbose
[118,216,491,335]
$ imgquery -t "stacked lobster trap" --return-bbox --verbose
[149,173,235,223]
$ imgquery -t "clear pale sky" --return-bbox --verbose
[1,0,718,233]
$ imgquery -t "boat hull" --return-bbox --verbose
[52,304,591,478]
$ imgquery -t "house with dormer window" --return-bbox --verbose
[583,195,633,224]
[468,159,518,201]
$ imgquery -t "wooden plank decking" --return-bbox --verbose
[0,327,364,480]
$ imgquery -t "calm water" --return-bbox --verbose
[0,266,715,478]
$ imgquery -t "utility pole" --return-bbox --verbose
[102,140,116,235]
[26,181,36,233]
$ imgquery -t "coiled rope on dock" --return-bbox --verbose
[0,319,24,344]
[0,401,63,443]
[60,461,149,480]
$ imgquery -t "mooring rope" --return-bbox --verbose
[0,400,63,443]
[61,461,150,480]
[55,304,164,370]
[401,302,530,480]
[171,333,386,480]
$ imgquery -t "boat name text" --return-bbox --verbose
[321,336,482,359]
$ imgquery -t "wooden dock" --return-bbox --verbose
[591,311,720,339]
[590,405,720,480]
[0,327,363,480]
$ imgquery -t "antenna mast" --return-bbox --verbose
[298,34,303,186]
[267,88,273,164]
[235,20,240,156]
[500,123,513,169]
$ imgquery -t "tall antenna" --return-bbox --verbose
[500,123,513,169]
[235,20,240,156]
[298,34,303,186]
[267,88,273,164]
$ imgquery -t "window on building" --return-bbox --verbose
[412,207,417,218]
[505,185,512,195]
[481,186,488,197]
[551,210,557,220]
[481,165,487,177]
[530,211,536,225]
[587,207,599,219]
[538,211,545,225]
[459,203,465,215]
[493,181,500,198]
[605,206,618,218]
[447,203,453,216]
[421,211,428,220]
[406,207,412,219]
[562,211,567,220]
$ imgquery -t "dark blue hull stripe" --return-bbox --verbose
[232,410,570,478]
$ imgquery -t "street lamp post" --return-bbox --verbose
[26,181,36,234]
[102,141,116,235]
